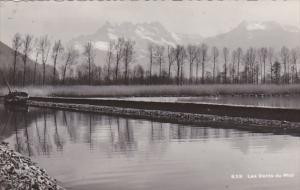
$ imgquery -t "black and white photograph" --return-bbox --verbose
[0,1,299,189]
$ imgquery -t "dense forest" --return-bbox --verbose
[1,33,299,86]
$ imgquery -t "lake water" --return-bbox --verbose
[0,105,299,190]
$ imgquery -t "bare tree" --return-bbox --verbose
[33,38,40,85]
[211,46,219,83]
[222,47,229,83]
[268,47,274,83]
[244,47,256,83]
[272,61,281,84]
[291,47,299,83]
[148,43,155,82]
[260,47,268,84]
[51,40,64,85]
[195,47,202,83]
[167,45,175,80]
[114,38,125,81]
[12,33,22,85]
[174,45,186,85]
[154,45,165,78]
[200,44,208,84]
[133,64,145,82]
[280,46,290,84]
[39,35,51,85]
[180,47,187,84]
[187,45,197,83]
[62,47,79,85]
[106,40,114,81]
[123,39,135,84]
[94,66,102,84]
[83,41,96,85]
[236,47,243,83]
[231,50,237,83]
[21,34,33,87]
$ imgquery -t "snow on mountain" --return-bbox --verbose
[283,25,300,33]
[69,20,299,68]
[204,21,300,50]
[69,21,191,66]
[246,22,266,31]
[171,32,181,43]
[94,41,109,51]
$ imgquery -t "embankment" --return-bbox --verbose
[27,97,300,135]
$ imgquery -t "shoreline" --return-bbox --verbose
[0,143,65,190]
[2,84,300,98]
[27,100,300,135]
[28,97,300,122]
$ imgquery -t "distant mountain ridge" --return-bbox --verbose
[203,21,300,49]
[0,41,54,85]
[69,21,204,66]
[69,21,299,66]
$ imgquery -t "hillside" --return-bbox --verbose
[204,21,300,49]
[0,41,54,85]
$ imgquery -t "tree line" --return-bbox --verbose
[2,33,300,86]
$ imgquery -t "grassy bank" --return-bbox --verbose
[1,84,300,97]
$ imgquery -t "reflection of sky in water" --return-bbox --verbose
[122,96,300,109]
[0,105,299,190]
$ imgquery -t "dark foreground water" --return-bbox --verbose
[0,105,299,190]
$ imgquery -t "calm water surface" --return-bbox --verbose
[0,105,299,190]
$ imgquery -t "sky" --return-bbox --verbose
[0,1,299,46]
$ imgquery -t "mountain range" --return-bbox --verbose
[1,20,299,74]
[204,21,300,49]
[69,20,300,66]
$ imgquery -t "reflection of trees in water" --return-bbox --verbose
[212,128,221,138]
[170,125,209,140]
[108,117,114,146]
[111,118,137,154]
[62,111,78,142]
[23,113,32,156]
[150,122,166,141]
[42,112,52,156]
[53,111,64,151]
[0,111,11,139]
[35,118,43,155]
[14,113,22,154]
[0,105,293,158]
[12,110,64,156]
[83,114,95,150]
[12,112,32,157]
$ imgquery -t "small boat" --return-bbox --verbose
[1,69,29,106]
[4,91,29,106]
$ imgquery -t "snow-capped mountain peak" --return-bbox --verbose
[246,22,266,31]
[283,25,300,33]
[204,20,299,50]
[69,20,299,67]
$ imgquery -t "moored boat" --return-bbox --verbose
[1,69,29,106]
[4,91,29,106]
